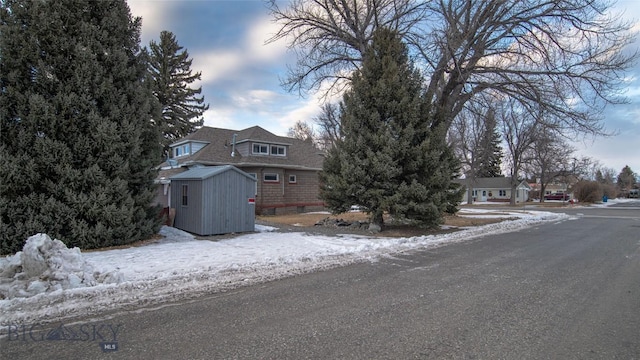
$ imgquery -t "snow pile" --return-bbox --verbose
[0,234,123,300]
[156,226,196,243]
[0,211,573,325]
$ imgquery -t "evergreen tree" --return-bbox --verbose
[0,0,161,254]
[616,165,637,190]
[476,110,503,177]
[319,28,461,230]
[147,31,208,156]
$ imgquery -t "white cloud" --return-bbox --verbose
[127,0,175,44]
[191,14,289,87]
[245,15,289,62]
[202,108,238,130]
[277,99,323,132]
[233,89,281,108]
[192,50,244,85]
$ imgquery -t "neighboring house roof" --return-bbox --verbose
[455,177,531,190]
[169,165,256,181]
[156,166,187,184]
[160,126,324,171]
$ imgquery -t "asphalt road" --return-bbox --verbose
[2,203,639,359]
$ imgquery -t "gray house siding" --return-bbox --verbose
[170,166,256,236]
[191,142,208,153]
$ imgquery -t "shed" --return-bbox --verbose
[169,165,257,235]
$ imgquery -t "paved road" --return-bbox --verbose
[2,205,639,359]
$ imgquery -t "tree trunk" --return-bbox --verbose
[368,211,384,232]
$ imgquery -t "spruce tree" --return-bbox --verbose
[476,110,503,177]
[0,0,161,254]
[320,28,461,230]
[616,165,637,191]
[147,31,208,156]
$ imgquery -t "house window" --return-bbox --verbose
[181,184,188,206]
[252,143,269,155]
[499,190,506,197]
[264,173,279,182]
[288,175,297,183]
[173,143,190,157]
[271,145,286,156]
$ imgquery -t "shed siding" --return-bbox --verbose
[170,166,256,235]
[171,179,204,234]
[201,170,255,234]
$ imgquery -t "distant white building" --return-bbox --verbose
[454,177,531,203]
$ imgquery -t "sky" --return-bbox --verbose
[0,206,576,325]
[126,0,640,176]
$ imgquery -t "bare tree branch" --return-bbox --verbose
[266,0,427,94]
[268,0,637,137]
[426,0,637,135]
[314,102,342,149]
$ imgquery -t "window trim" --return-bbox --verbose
[288,174,297,184]
[252,143,269,155]
[270,145,286,156]
[249,173,258,195]
[263,173,279,183]
[173,143,191,158]
[181,184,188,206]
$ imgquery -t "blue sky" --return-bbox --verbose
[127,0,640,176]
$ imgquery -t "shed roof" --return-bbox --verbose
[169,165,256,181]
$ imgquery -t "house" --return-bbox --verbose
[169,165,256,236]
[155,126,326,215]
[455,177,531,203]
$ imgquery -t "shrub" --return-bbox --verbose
[573,180,604,203]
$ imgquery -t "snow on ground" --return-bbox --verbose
[0,207,584,325]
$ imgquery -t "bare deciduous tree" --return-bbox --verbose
[524,127,576,202]
[500,99,538,205]
[287,120,316,142]
[449,95,500,203]
[314,102,342,149]
[268,0,637,138]
[594,165,617,184]
[267,0,427,96]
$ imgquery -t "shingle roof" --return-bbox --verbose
[455,177,531,189]
[161,126,325,170]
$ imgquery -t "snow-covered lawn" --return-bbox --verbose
[2,204,607,326]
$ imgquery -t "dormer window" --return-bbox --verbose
[169,140,208,159]
[252,143,269,155]
[247,140,288,157]
[270,145,286,156]
[174,144,190,158]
